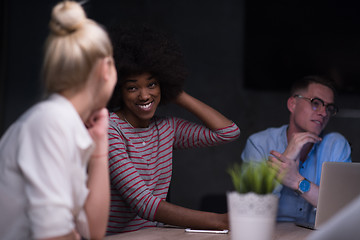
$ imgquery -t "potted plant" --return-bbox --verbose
[227,161,280,240]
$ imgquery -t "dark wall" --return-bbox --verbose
[245,1,360,94]
[1,1,61,134]
[1,0,359,212]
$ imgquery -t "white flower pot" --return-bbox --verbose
[227,191,279,240]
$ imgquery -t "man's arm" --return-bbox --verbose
[269,150,319,207]
[272,132,322,207]
[269,132,352,207]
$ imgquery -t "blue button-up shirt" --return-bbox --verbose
[241,125,352,223]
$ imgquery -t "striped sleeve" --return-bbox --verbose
[168,117,240,149]
[108,125,162,221]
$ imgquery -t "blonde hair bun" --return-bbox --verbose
[49,1,87,36]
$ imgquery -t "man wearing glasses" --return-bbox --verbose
[241,75,352,224]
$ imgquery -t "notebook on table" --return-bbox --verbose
[296,162,360,230]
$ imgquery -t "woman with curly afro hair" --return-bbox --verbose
[106,25,241,234]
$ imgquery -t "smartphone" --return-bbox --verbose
[185,228,229,234]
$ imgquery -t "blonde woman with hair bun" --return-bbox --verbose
[0,1,117,239]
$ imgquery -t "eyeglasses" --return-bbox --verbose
[294,94,339,116]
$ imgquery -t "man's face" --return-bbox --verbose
[289,83,335,136]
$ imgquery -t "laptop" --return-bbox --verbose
[296,162,360,230]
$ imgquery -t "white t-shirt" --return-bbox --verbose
[0,94,93,239]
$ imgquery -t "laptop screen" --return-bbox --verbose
[315,162,360,229]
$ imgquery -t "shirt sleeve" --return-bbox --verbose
[241,135,269,163]
[326,132,352,163]
[108,126,161,221]
[18,116,75,239]
[169,117,240,149]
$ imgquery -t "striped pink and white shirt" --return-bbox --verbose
[107,112,240,234]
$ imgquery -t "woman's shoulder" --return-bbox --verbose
[108,112,130,136]
[22,96,77,126]
[8,96,83,142]
[108,112,121,125]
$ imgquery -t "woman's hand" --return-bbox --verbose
[85,108,109,156]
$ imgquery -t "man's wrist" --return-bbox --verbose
[295,177,311,194]
[291,175,303,190]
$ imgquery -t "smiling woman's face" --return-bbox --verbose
[120,72,161,128]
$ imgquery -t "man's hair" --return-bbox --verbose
[107,24,187,111]
[290,75,337,98]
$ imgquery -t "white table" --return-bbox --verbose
[104,222,313,240]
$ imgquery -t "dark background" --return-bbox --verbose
[1,0,360,212]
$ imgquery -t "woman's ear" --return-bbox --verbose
[287,96,296,113]
[99,57,113,82]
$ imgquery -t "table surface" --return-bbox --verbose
[104,222,313,240]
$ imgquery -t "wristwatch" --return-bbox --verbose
[296,178,311,194]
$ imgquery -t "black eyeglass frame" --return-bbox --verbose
[293,94,339,116]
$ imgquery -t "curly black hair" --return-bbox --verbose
[107,24,187,111]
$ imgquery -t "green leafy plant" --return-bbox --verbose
[228,161,280,195]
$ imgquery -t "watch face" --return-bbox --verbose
[299,179,311,193]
